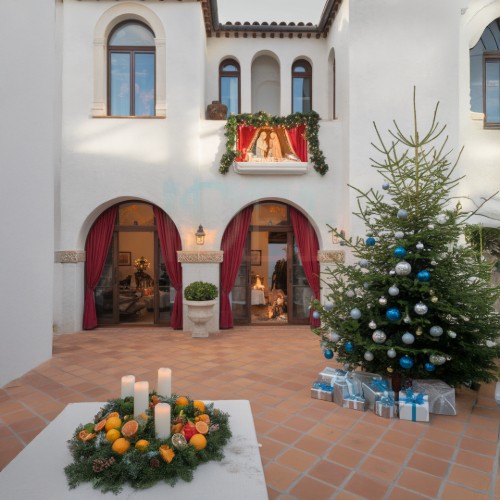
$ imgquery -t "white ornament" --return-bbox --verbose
[387,348,397,358]
[414,302,428,315]
[364,351,374,361]
[395,261,412,276]
[402,332,415,344]
[372,330,387,343]
[428,224,435,230]
[437,213,448,224]
[346,290,356,298]
[378,296,388,306]
[394,231,405,239]
[350,308,361,319]
[359,259,369,269]
[389,269,396,276]
[429,326,443,337]
[397,209,408,220]
[403,315,411,324]
[388,285,399,296]
[431,260,438,266]
[416,242,424,250]
[429,354,446,365]
[368,320,377,329]
[447,330,457,339]
[324,301,334,311]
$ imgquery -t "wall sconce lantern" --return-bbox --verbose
[195,224,206,245]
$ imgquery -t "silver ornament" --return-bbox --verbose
[402,332,415,344]
[428,224,435,230]
[350,308,361,319]
[378,296,388,306]
[320,341,328,349]
[416,242,424,250]
[414,302,428,315]
[387,348,397,358]
[359,260,369,269]
[346,290,356,298]
[397,209,408,220]
[328,331,340,342]
[447,330,457,339]
[431,261,437,266]
[437,213,448,224]
[364,351,374,361]
[324,301,334,311]
[403,315,411,324]
[431,296,438,303]
[429,354,446,365]
[363,282,370,289]
[368,320,377,329]
[394,231,405,239]
[389,270,396,276]
[372,330,387,343]
[395,261,412,276]
[429,326,443,337]
[388,285,399,296]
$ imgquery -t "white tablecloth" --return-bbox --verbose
[0,400,268,500]
[251,289,266,305]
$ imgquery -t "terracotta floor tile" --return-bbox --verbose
[334,491,364,500]
[290,475,336,500]
[416,438,455,460]
[275,448,318,471]
[397,468,443,497]
[372,442,411,464]
[0,436,24,469]
[338,433,378,453]
[386,486,430,500]
[308,459,351,486]
[464,424,499,443]
[440,482,490,500]
[259,436,289,460]
[454,449,495,473]
[360,456,402,483]
[264,462,301,491]
[295,435,334,455]
[383,429,420,449]
[448,464,492,491]
[326,445,365,468]
[344,472,390,498]
[283,415,317,432]
[308,423,343,443]
[321,411,356,430]
[459,436,498,456]
[423,427,461,447]
[407,452,450,477]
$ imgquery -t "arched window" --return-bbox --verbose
[219,59,240,117]
[251,55,280,116]
[292,60,312,113]
[470,18,500,127]
[108,21,156,116]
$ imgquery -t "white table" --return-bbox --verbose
[0,400,268,500]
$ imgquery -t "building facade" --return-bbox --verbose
[1,0,499,386]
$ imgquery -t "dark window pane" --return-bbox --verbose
[110,52,131,116]
[110,23,155,46]
[486,60,500,123]
[135,53,155,116]
[221,76,239,116]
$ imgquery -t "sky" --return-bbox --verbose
[216,0,329,24]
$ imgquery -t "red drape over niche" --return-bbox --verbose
[154,207,183,330]
[285,125,308,162]
[290,207,320,327]
[236,125,258,161]
[220,206,254,328]
[83,206,118,330]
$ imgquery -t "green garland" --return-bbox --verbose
[219,111,329,175]
[64,394,231,494]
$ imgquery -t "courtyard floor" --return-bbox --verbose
[0,325,498,499]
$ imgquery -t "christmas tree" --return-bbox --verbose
[313,91,500,387]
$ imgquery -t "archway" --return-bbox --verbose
[83,201,182,328]
[221,201,320,327]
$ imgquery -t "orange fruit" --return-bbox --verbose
[159,444,175,463]
[195,421,209,435]
[135,439,149,452]
[105,428,121,443]
[105,416,122,432]
[171,423,184,434]
[78,430,96,441]
[193,400,205,413]
[198,414,210,423]
[94,419,107,432]
[106,412,120,419]
[112,437,130,454]
[121,420,139,438]
[176,396,189,407]
[189,433,207,451]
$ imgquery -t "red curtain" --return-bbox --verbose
[83,206,118,330]
[290,207,320,327]
[285,125,308,162]
[154,207,183,330]
[220,206,254,328]
[236,125,258,161]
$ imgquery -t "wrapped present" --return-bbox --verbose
[344,396,367,411]
[318,367,347,386]
[375,391,397,418]
[411,379,456,416]
[340,373,367,411]
[333,380,349,406]
[311,381,334,402]
[362,378,393,410]
[398,389,429,422]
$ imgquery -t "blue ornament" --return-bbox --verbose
[382,181,390,190]
[344,342,354,353]
[350,308,362,320]
[366,237,376,247]
[424,362,436,372]
[313,310,321,320]
[393,246,407,258]
[399,355,414,369]
[324,349,334,359]
[397,209,408,220]
[429,325,443,337]
[386,307,401,322]
[417,270,431,282]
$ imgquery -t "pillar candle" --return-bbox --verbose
[121,375,135,399]
[157,367,172,398]
[155,403,171,440]
[134,381,149,417]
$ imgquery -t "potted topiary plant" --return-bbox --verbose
[184,281,219,337]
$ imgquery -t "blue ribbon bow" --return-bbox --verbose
[313,382,333,392]
[380,391,395,407]
[370,379,390,393]
[401,389,425,421]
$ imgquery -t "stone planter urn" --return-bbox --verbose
[206,101,228,120]
[185,299,217,337]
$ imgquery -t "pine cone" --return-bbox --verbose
[92,457,115,473]
[150,457,161,469]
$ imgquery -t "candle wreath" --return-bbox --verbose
[64,394,231,494]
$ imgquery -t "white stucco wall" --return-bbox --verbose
[0,0,57,385]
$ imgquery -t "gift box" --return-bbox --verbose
[398,389,429,422]
[318,367,347,386]
[333,381,349,406]
[411,379,456,416]
[311,381,334,402]
[344,397,368,411]
[375,392,397,418]
[338,373,367,411]
[362,377,393,410]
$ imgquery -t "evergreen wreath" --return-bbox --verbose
[64,394,231,494]
[219,111,329,175]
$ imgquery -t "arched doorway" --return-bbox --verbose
[226,202,318,325]
[84,201,182,327]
